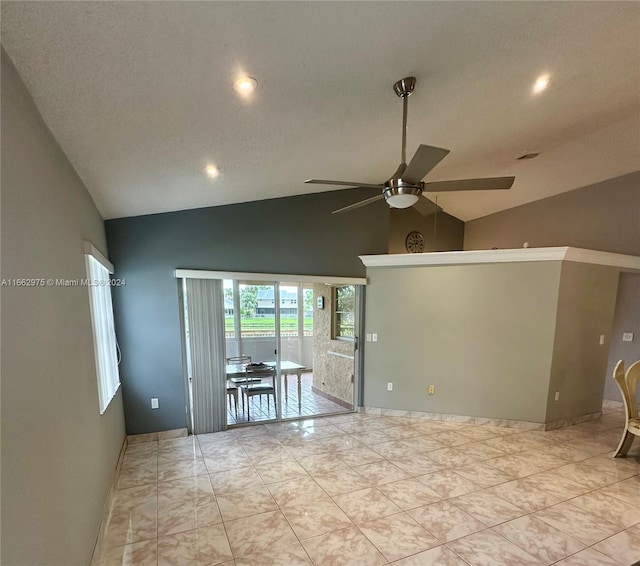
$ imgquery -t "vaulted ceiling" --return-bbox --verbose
[2,1,639,221]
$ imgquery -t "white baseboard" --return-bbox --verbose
[362,407,606,431]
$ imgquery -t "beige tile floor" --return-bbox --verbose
[99,405,640,566]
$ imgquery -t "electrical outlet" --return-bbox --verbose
[554,391,560,401]
[387,382,393,391]
[623,332,634,342]
[151,398,159,409]
[428,385,435,395]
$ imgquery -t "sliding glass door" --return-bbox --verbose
[303,283,358,419]
[224,280,279,424]
[224,279,361,426]
[179,271,363,429]
[278,283,314,419]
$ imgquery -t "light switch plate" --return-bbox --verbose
[623,332,634,342]
[151,398,159,409]
[372,333,378,342]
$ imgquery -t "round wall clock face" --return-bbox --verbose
[405,231,425,253]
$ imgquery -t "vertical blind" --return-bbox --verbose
[85,253,120,414]
[185,278,227,434]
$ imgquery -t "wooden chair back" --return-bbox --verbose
[613,359,640,424]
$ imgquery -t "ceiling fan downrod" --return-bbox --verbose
[393,77,416,167]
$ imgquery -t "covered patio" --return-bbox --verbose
[227,371,352,425]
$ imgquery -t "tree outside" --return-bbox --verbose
[224,284,314,337]
[239,285,258,317]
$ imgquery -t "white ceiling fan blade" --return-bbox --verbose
[412,194,442,217]
[423,176,515,192]
[332,194,385,214]
[305,179,384,189]
[402,145,451,184]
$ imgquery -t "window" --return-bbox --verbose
[280,286,298,337]
[84,243,120,414]
[332,285,355,340]
[223,280,235,338]
[303,288,313,337]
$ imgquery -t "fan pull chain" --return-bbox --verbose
[433,195,438,251]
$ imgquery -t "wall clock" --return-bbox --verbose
[405,231,425,253]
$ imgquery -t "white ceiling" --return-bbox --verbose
[2,1,639,221]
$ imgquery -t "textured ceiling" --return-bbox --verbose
[2,1,639,221]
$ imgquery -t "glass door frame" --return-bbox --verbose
[175,268,367,428]
[227,279,281,424]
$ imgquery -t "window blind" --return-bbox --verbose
[85,251,120,414]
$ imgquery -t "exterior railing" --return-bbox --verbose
[225,330,313,338]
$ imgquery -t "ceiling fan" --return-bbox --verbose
[305,77,515,216]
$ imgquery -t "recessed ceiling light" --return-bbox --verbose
[533,74,550,94]
[233,76,257,94]
[205,165,220,178]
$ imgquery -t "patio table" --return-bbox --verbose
[226,360,307,412]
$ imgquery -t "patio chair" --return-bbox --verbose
[239,365,276,421]
[612,359,640,457]
[226,355,252,416]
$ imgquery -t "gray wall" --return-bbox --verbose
[389,208,464,254]
[1,49,126,566]
[106,191,389,434]
[364,262,562,423]
[465,171,640,402]
[546,263,620,422]
[605,273,640,401]
[464,171,640,256]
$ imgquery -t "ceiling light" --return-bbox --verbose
[533,74,550,94]
[383,186,421,209]
[233,76,257,94]
[386,194,419,208]
[205,165,220,178]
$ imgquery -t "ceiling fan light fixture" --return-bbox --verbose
[383,186,421,209]
[387,194,419,208]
